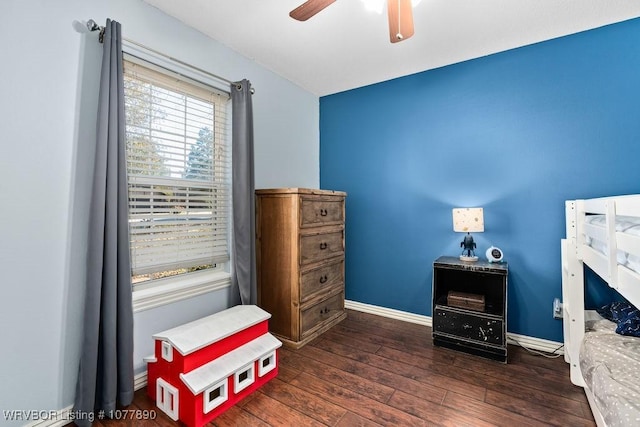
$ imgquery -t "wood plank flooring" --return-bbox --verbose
[90,310,595,427]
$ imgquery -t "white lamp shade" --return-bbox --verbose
[452,208,484,233]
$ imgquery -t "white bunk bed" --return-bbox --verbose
[561,195,640,427]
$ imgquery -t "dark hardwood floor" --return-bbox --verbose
[91,310,595,427]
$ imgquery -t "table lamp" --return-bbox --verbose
[452,207,484,262]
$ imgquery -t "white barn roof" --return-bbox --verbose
[153,305,271,355]
[180,333,282,394]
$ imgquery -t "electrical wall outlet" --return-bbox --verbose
[553,298,563,319]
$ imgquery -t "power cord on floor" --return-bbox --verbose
[508,337,565,358]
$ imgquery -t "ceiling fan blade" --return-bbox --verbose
[290,0,336,21]
[388,0,414,43]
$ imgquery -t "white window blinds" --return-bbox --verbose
[123,58,231,282]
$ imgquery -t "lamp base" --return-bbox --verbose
[459,255,479,262]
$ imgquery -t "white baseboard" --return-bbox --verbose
[506,332,565,355]
[134,370,148,391]
[25,372,149,427]
[345,299,432,327]
[345,299,564,355]
[23,406,74,427]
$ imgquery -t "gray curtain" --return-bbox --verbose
[231,80,256,305]
[74,19,134,425]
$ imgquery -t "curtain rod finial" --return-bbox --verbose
[86,19,100,32]
[85,19,106,43]
[234,81,255,95]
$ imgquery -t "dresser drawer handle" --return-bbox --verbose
[320,307,330,315]
[319,242,328,250]
[320,208,328,216]
[319,275,328,284]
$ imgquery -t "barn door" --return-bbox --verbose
[156,378,179,420]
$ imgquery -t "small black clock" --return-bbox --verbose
[486,246,504,263]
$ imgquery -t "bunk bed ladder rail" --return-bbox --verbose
[562,200,586,386]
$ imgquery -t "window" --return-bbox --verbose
[123,55,231,301]
[161,341,173,362]
[203,379,228,413]
[233,363,255,393]
[258,351,277,377]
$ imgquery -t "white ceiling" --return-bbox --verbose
[143,0,640,96]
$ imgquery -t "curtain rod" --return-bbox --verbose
[86,19,254,94]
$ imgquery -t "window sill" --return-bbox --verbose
[132,270,232,313]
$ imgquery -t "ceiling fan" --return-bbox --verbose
[289,0,415,43]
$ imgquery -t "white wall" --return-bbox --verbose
[0,0,319,424]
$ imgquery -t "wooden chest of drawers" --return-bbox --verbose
[256,188,347,348]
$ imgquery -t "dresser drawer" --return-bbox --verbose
[300,258,344,302]
[301,292,344,338]
[300,196,344,228]
[300,231,344,265]
[433,307,504,346]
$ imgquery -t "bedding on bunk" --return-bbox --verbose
[580,318,640,427]
[597,301,640,337]
[584,215,640,273]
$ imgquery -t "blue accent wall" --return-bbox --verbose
[319,18,640,342]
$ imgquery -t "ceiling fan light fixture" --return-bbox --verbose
[360,0,385,14]
[360,0,421,15]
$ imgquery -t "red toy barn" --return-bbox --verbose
[145,305,281,427]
